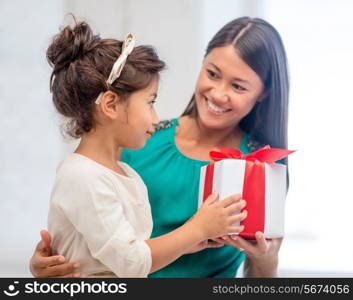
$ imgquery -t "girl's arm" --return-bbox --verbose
[146,194,247,273]
[30,194,246,277]
[146,221,205,273]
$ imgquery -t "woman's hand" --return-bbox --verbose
[185,239,225,254]
[214,231,283,277]
[30,230,81,278]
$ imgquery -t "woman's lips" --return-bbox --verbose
[205,97,231,115]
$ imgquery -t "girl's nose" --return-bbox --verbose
[151,108,159,125]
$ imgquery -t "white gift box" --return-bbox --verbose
[198,159,287,239]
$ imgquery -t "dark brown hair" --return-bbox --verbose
[47,21,165,138]
[182,17,289,165]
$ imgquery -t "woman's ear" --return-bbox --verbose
[257,89,269,103]
[99,91,121,119]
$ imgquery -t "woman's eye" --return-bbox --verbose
[232,83,246,91]
[207,69,218,79]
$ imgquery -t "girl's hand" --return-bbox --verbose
[191,193,247,240]
[214,231,283,277]
[30,230,81,278]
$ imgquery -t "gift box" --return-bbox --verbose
[198,146,294,239]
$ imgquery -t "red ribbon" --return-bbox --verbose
[203,145,294,239]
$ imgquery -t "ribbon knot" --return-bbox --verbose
[210,145,295,164]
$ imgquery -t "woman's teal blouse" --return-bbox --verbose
[122,118,263,277]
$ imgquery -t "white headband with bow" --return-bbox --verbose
[95,33,135,104]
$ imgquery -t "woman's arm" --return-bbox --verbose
[242,232,282,277]
[30,230,81,278]
[29,228,225,277]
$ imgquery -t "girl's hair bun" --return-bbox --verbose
[47,21,99,74]
[48,17,165,139]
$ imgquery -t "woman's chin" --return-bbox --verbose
[198,112,231,131]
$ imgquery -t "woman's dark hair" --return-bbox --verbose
[182,17,289,165]
[47,20,165,138]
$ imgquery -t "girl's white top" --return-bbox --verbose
[48,153,153,277]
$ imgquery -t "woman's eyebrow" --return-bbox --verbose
[209,62,249,84]
[209,62,221,72]
[233,77,249,84]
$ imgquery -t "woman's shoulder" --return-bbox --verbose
[121,118,178,163]
[154,119,177,133]
[145,118,178,148]
[243,135,285,165]
[129,118,177,149]
[245,135,266,153]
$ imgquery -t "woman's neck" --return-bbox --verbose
[177,115,243,148]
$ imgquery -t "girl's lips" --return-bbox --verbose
[146,130,154,137]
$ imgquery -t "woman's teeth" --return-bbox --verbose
[206,98,230,114]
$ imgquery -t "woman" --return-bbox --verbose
[30,17,289,278]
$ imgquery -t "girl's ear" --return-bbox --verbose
[99,91,121,119]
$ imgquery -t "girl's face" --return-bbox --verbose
[194,44,264,131]
[117,78,159,149]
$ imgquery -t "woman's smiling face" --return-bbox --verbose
[194,44,265,130]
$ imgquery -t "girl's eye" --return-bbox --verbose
[207,69,218,79]
[232,83,246,91]
[148,100,156,107]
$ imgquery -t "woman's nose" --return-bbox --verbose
[209,85,229,104]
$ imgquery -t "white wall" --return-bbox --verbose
[0,0,66,276]
[266,0,353,276]
[63,0,205,122]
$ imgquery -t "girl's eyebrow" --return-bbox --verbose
[150,93,157,99]
[209,62,250,84]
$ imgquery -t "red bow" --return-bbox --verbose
[210,145,295,163]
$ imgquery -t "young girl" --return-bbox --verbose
[46,21,246,277]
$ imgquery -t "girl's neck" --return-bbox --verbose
[75,128,122,172]
[177,115,243,148]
